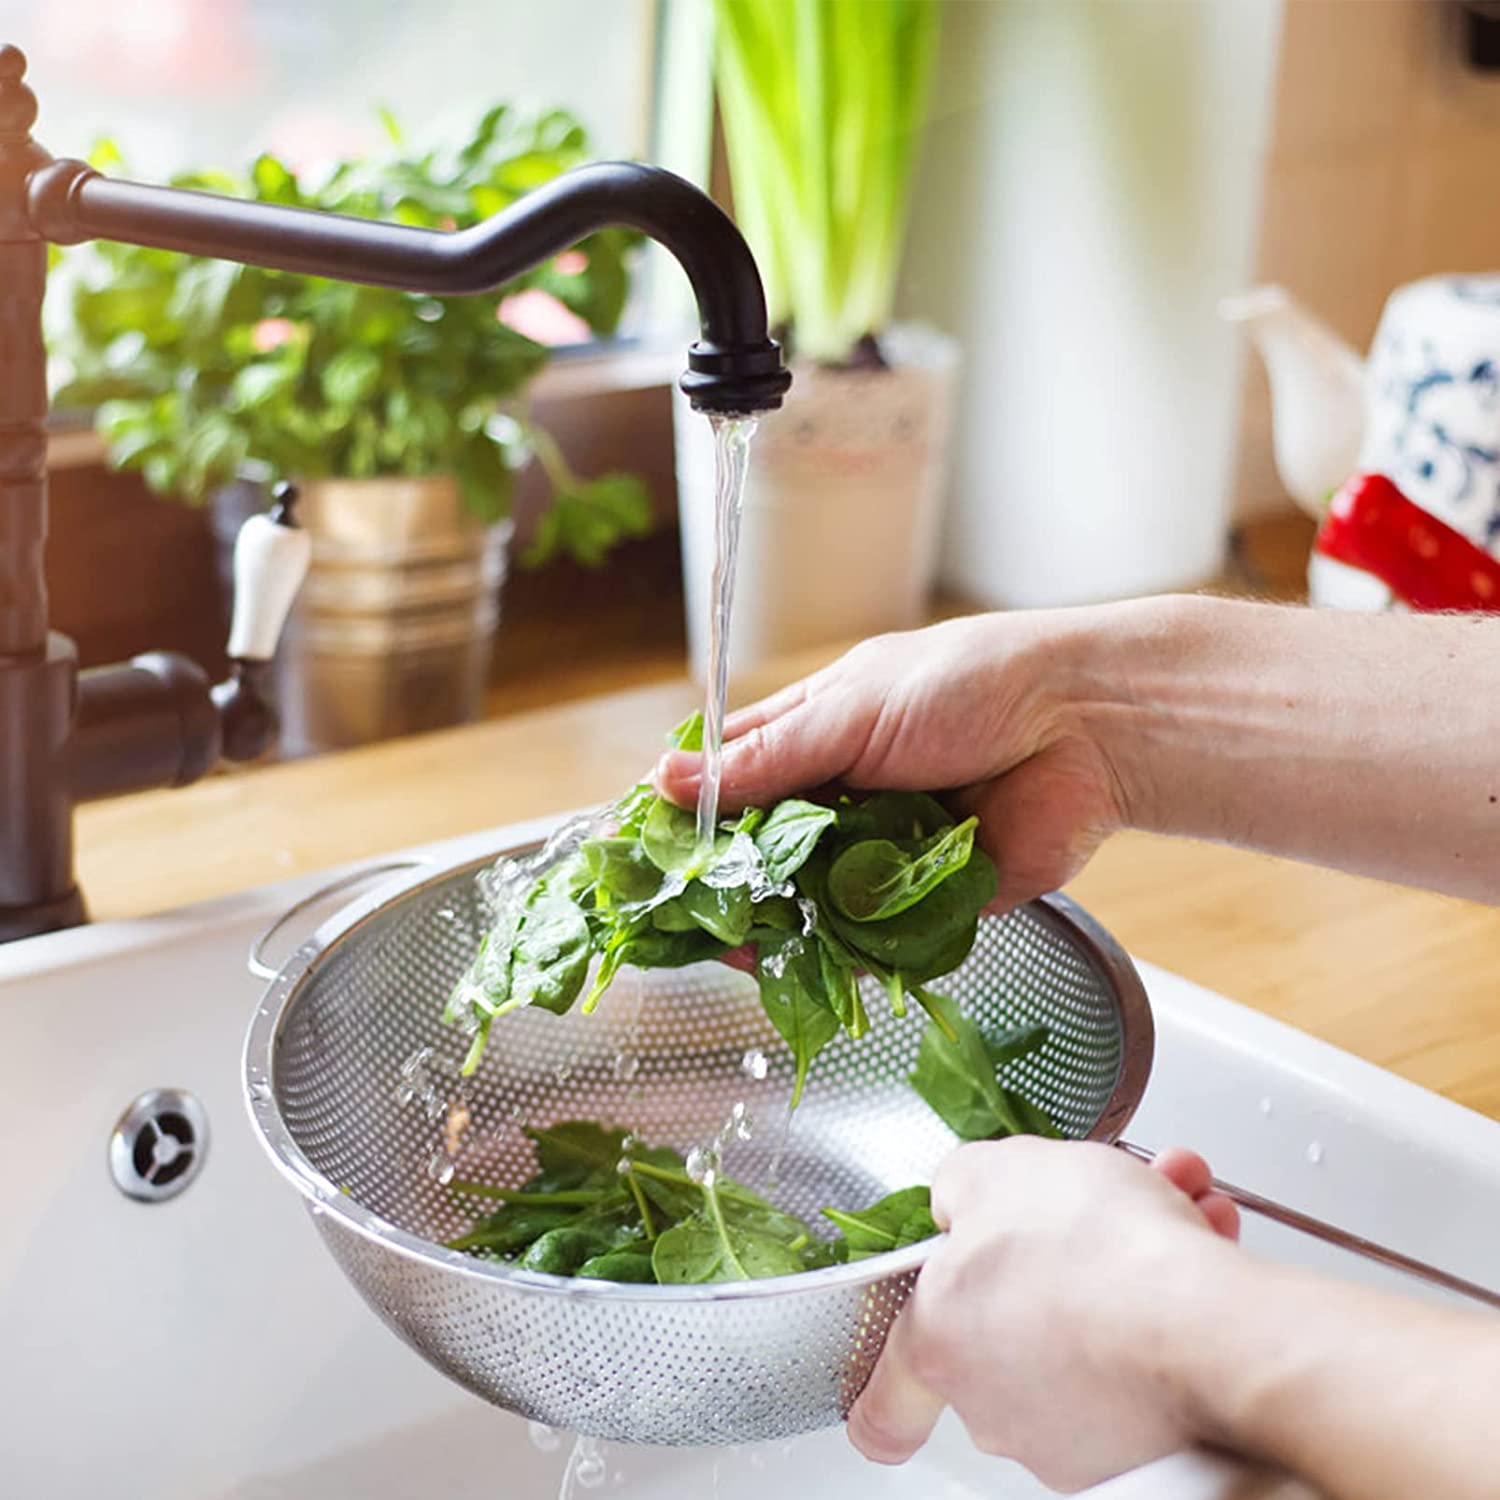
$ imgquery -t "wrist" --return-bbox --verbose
[1136,1231,1272,1449]
[1046,593,1221,837]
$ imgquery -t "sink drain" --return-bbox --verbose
[108,1088,209,1202]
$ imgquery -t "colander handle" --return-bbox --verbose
[1117,1140,1500,1312]
[247,859,431,980]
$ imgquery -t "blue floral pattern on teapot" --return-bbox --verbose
[1361,276,1500,550]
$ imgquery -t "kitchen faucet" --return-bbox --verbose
[0,44,790,945]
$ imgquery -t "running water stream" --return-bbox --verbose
[694,415,759,851]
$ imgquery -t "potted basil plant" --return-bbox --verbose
[674,0,953,680]
[50,108,650,754]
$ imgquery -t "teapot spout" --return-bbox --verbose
[1221,285,1365,518]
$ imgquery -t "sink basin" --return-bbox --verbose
[3,815,1496,1499]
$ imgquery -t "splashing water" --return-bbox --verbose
[558,1434,607,1496]
[695,415,759,852]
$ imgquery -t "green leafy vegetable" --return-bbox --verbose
[909,995,1059,1142]
[821,1185,937,1260]
[755,933,843,1107]
[826,816,979,922]
[642,799,703,876]
[448,717,1001,1114]
[448,1123,949,1286]
[754,798,839,885]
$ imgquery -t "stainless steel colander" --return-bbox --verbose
[243,842,1152,1446]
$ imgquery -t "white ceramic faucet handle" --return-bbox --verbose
[226,485,311,662]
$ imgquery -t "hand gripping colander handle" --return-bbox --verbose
[1117,1141,1500,1312]
[247,859,431,979]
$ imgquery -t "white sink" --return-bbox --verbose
[4,815,1496,1499]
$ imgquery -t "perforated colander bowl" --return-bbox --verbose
[244,842,1153,1447]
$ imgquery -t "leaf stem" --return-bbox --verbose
[910,984,959,1044]
[624,1169,656,1238]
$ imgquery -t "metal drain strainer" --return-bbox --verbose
[244,847,1152,1446]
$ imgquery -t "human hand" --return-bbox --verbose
[847,1139,1242,1492]
[655,610,1135,912]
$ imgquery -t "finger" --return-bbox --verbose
[654,747,705,806]
[715,698,867,806]
[846,1303,946,1465]
[721,675,817,740]
[1197,1191,1241,1242]
[1149,1147,1214,1201]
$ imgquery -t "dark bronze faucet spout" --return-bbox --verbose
[28,157,792,414]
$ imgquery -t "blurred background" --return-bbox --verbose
[21,0,1500,759]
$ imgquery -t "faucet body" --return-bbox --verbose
[0,45,789,944]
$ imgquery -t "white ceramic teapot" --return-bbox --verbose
[1225,278,1500,609]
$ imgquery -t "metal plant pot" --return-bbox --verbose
[267,475,509,756]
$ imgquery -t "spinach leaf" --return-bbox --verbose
[822,1185,938,1259]
[669,711,705,753]
[642,798,702,875]
[518,1211,639,1275]
[753,798,838,885]
[677,879,753,946]
[582,836,663,904]
[649,895,699,932]
[652,1183,808,1283]
[575,1240,658,1283]
[909,997,1058,1140]
[445,1202,579,1255]
[504,890,592,1017]
[616,924,726,970]
[826,816,979,923]
[816,934,868,1039]
[811,844,996,982]
[526,1121,630,1184]
[755,933,841,1107]
[854,790,955,843]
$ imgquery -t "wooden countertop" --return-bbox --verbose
[77,645,1500,1120]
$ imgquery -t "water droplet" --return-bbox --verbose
[401,1046,434,1081]
[1258,1096,1273,1117]
[248,1080,272,1103]
[508,1102,525,1122]
[685,1145,718,1186]
[741,1048,769,1081]
[554,1062,573,1084]
[527,1420,561,1452]
[573,1436,606,1490]
[424,1090,446,1123]
[309,1204,325,1219]
[436,905,458,923]
[730,1100,754,1140]
[395,1083,416,1107]
[427,1149,456,1185]
[612,1052,640,1083]
[1306,1141,1324,1166]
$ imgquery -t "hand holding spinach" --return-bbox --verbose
[446,715,1003,1105]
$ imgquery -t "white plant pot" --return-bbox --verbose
[673,324,958,682]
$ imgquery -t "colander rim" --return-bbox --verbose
[243,835,1154,1303]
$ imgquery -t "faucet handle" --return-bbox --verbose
[213,482,311,762]
[226,481,311,662]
